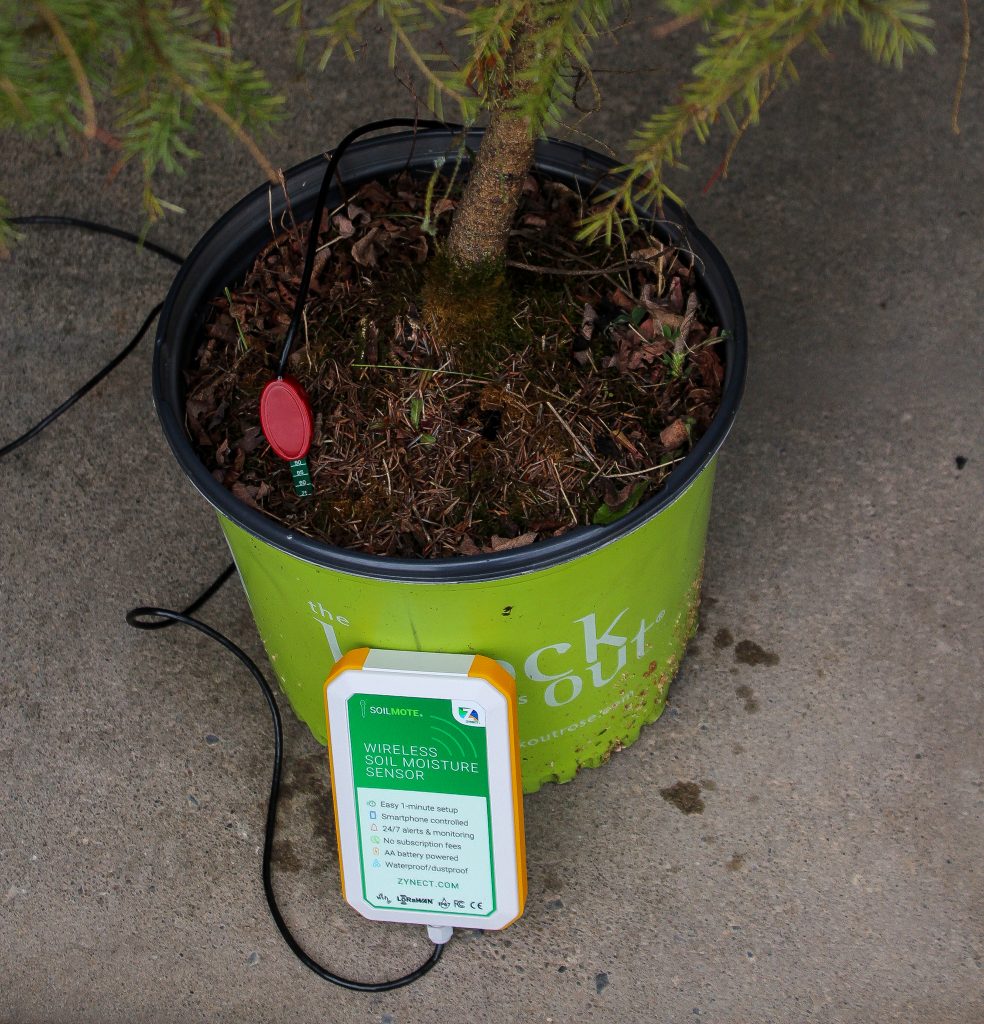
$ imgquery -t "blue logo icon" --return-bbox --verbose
[454,703,484,726]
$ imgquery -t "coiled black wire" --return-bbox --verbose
[5,160,453,989]
[126,605,446,991]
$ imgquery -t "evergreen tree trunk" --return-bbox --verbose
[446,15,536,271]
[421,12,538,368]
[445,103,535,269]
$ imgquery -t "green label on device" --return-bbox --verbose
[347,693,496,916]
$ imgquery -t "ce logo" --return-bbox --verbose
[469,901,484,911]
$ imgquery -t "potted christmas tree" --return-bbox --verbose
[2,1,935,790]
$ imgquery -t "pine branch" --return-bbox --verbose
[35,1,97,138]
[580,0,934,241]
[951,0,971,134]
[0,0,283,225]
[652,1,724,41]
[1,0,942,247]
[306,0,481,117]
[508,1,619,134]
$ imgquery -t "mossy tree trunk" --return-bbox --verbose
[423,12,538,365]
[445,66,536,269]
[448,8,539,271]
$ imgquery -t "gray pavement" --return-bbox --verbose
[1,5,982,1022]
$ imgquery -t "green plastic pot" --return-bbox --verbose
[153,129,747,793]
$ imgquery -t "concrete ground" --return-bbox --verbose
[1,5,981,1022]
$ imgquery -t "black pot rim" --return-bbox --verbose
[153,128,747,584]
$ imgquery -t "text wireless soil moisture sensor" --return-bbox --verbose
[324,649,527,942]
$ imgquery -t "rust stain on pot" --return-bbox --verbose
[681,571,703,643]
[734,640,779,666]
[660,780,705,814]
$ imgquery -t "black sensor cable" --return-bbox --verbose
[1,216,236,609]
[126,605,447,991]
[0,217,237,602]
[8,214,185,265]
[0,216,180,459]
[3,121,464,454]
[3,134,462,986]
[276,116,462,376]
